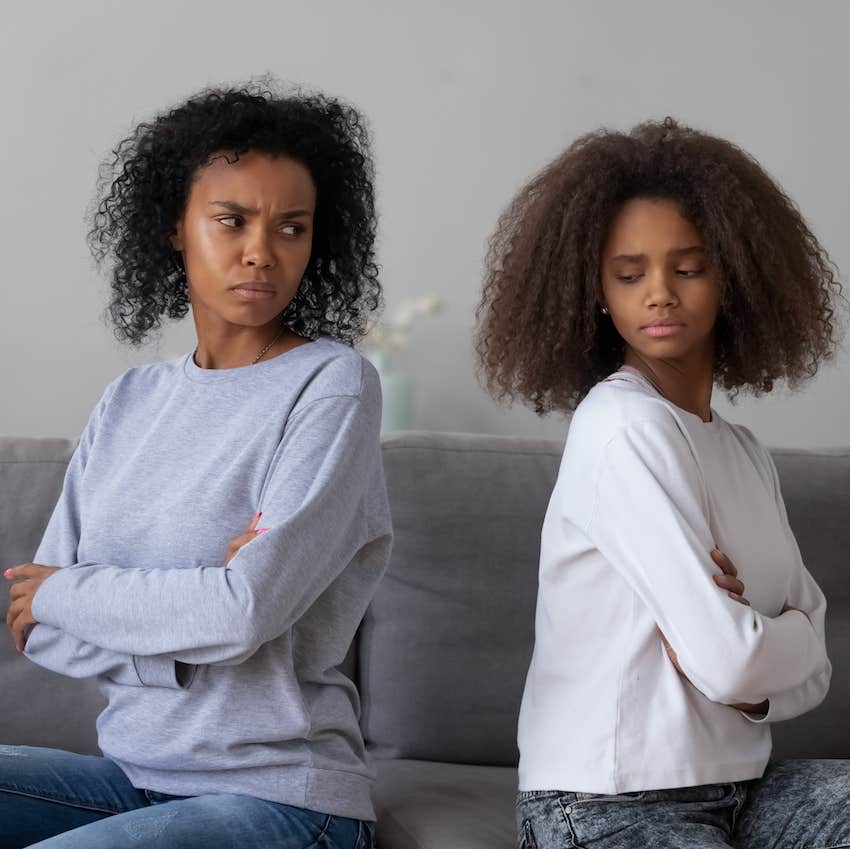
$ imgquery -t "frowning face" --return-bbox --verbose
[171,151,317,332]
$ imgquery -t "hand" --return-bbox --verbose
[4,563,61,652]
[709,548,750,606]
[223,511,269,566]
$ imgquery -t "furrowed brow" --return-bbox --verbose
[208,201,312,219]
[208,201,257,215]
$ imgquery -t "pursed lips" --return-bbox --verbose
[641,319,686,337]
[229,282,277,301]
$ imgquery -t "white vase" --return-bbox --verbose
[365,351,414,433]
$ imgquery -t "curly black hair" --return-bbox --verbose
[89,80,381,345]
[476,117,844,413]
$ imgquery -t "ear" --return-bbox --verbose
[169,220,184,251]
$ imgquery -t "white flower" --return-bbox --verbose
[363,294,445,354]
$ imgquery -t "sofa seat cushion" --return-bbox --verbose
[373,758,516,849]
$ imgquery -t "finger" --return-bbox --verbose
[227,534,249,554]
[224,528,264,567]
[245,511,262,533]
[4,564,51,581]
[234,531,260,548]
[713,574,745,595]
[10,610,34,653]
[728,592,751,606]
[18,624,33,653]
[710,548,737,577]
[7,600,25,638]
[9,581,35,602]
[6,595,24,628]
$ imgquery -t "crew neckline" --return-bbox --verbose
[615,365,721,431]
[182,336,324,384]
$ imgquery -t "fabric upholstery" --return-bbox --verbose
[360,432,559,765]
[766,448,850,758]
[372,758,516,849]
[0,437,105,755]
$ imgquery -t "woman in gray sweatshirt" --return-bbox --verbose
[2,82,392,849]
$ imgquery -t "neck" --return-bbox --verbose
[623,343,715,423]
[191,310,299,370]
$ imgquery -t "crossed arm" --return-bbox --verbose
[4,390,385,689]
[5,512,265,652]
[579,418,830,721]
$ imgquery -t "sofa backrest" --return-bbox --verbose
[0,437,105,754]
[3,434,850,767]
[360,432,560,765]
[763,447,850,757]
[362,432,850,765]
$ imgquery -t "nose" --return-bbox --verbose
[241,228,275,269]
[644,268,679,309]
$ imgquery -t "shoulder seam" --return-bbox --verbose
[287,390,362,424]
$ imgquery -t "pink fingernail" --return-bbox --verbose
[252,512,261,522]
[256,528,270,535]
[3,569,12,579]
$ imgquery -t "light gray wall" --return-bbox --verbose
[1,0,847,446]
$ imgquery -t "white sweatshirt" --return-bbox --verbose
[517,367,830,794]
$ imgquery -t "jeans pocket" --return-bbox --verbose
[518,818,538,849]
[638,782,738,807]
[356,820,376,849]
[561,792,649,849]
[574,791,645,802]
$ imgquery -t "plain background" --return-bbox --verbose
[1,0,847,446]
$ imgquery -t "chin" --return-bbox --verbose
[220,303,285,325]
[630,342,694,364]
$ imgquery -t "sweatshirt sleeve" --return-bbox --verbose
[583,418,829,707]
[24,381,188,689]
[30,379,389,666]
[742,448,831,724]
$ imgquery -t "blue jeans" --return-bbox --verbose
[517,760,850,848]
[0,746,375,849]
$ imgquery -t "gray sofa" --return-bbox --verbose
[1,432,849,849]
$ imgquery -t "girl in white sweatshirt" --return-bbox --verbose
[476,117,846,848]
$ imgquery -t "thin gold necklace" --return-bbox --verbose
[252,327,284,364]
[193,326,285,368]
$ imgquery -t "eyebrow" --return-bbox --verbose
[611,246,705,262]
[208,201,313,218]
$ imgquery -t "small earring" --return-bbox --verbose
[601,306,609,315]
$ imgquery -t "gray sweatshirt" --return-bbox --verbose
[25,337,393,821]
